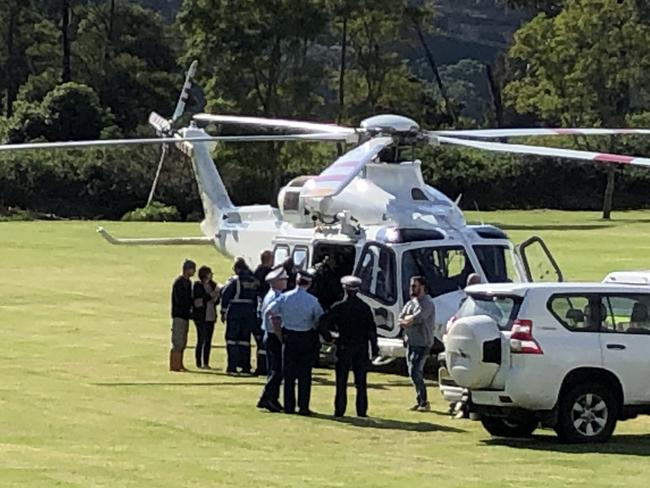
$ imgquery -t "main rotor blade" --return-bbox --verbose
[438,136,650,168]
[0,133,346,153]
[301,136,394,199]
[432,128,650,139]
[194,113,358,138]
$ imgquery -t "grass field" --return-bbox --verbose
[2,210,650,487]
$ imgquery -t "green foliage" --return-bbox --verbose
[121,201,182,221]
[6,82,108,143]
[504,0,650,127]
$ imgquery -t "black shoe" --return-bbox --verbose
[269,400,283,411]
[284,409,296,415]
[298,409,313,416]
[226,369,237,376]
[357,413,368,418]
[240,369,253,376]
[334,412,344,418]
[257,399,281,413]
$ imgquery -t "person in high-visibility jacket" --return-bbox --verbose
[220,257,260,374]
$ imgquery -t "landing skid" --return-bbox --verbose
[97,227,213,246]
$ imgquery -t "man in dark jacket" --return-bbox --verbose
[320,276,379,417]
[253,250,273,375]
[220,257,260,374]
[170,259,196,372]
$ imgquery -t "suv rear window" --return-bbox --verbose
[456,294,522,331]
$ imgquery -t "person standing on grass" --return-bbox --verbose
[253,250,274,376]
[267,271,324,415]
[220,257,260,375]
[192,266,221,369]
[170,259,196,372]
[399,275,436,412]
[256,266,289,413]
[320,276,379,418]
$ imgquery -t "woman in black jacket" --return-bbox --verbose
[193,266,220,369]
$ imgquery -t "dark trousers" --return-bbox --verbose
[260,333,282,404]
[335,345,369,417]
[194,320,215,367]
[225,317,254,372]
[283,330,316,413]
[253,331,267,375]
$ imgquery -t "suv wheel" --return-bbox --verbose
[481,415,538,438]
[555,382,618,443]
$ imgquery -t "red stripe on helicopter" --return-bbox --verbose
[554,129,581,135]
[594,153,634,164]
[330,160,359,168]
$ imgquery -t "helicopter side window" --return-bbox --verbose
[292,246,309,271]
[273,245,290,266]
[355,243,397,305]
[473,245,515,283]
[402,246,474,301]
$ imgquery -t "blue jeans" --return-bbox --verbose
[406,345,429,406]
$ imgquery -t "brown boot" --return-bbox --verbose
[170,351,183,372]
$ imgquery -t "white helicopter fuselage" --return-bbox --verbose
[178,126,520,358]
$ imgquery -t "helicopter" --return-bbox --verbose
[4,61,650,363]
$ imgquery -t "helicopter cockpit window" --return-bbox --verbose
[356,243,397,305]
[473,245,516,283]
[401,246,474,301]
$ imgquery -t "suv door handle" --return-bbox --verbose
[606,344,626,350]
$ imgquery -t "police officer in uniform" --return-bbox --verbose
[256,266,288,412]
[320,276,379,417]
[267,271,324,415]
[220,257,260,374]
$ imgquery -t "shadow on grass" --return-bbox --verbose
[94,381,263,387]
[311,412,465,433]
[490,223,614,231]
[481,434,650,456]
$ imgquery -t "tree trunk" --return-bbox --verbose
[602,165,615,220]
[485,64,503,128]
[5,2,19,117]
[337,16,347,125]
[106,0,116,63]
[62,0,72,82]
[412,17,457,127]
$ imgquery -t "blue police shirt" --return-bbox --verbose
[268,287,324,332]
[261,288,282,335]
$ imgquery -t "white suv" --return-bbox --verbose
[443,282,650,443]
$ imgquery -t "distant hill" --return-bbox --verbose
[135,0,530,65]
[134,0,182,21]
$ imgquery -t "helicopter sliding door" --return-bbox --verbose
[515,236,563,282]
[354,242,400,337]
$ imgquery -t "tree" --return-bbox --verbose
[75,1,180,133]
[503,0,650,218]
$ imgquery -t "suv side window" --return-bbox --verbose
[601,294,650,334]
[548,294,602,332]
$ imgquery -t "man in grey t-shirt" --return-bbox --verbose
[399,276,436,412]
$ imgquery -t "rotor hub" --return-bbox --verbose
[360,114,420,136]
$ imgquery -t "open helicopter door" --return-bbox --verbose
[515,236,564,282]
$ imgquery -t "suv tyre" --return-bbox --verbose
[555,382,618,443]
[481,415,538,438]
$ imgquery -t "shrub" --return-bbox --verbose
[121,201,181,222]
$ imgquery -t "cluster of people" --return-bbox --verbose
[169,252,448,418]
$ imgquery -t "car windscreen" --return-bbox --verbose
[456,294,522,331]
